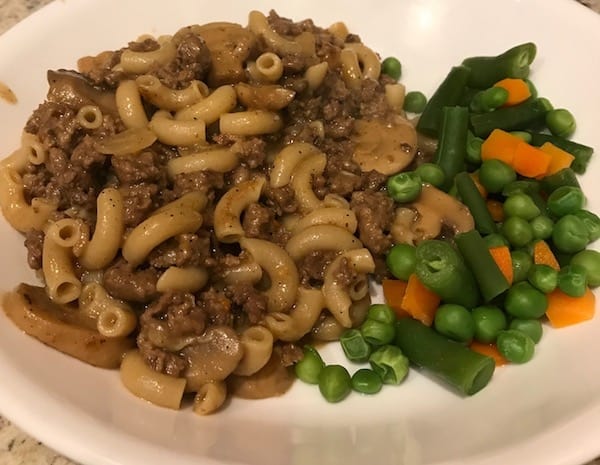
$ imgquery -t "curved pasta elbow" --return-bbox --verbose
[322,248,375,328]
[240,237,299,313]
[122,206,203,267]
[120,350,187,410]
[213,177,265,243]
[285,224,362,262]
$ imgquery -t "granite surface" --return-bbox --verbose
[1,0,600,464]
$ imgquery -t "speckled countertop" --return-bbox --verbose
[1,1,600,464]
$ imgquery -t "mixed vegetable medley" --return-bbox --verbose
[296,43,599,401]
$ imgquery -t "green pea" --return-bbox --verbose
[502,216,534,247]
[403,91,428,113]
[511,250,533,282]
[387,172,422,203]
[509,318,543,344]
[546,108,576,138]
[433,303,475,343]
[340,329,371,363]
[360,319,395,346]
[381,57,402,80]
[367,304,397,325]
[386,243,417,281]
[294,345,325,384]
[573,210,600,243]
[504,281,548,319]
[503,193,541,220]
[547,186,586,218]
[530,215,554,240]
[470,87,509,113]
[557,264,588,297]
[552,215,589,253]
[351,368,383,395]
[414,163,445,188]
[318,365,352,403]
[472,305,507,343]
[527,264,558,294]
[484,233,510,249]
[570,249,600,287]
[478,159,517,193]
[497,330,535,363]
[369,345,409,385]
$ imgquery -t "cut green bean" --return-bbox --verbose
[360,319,396,347]
[470,98,552,138]
[455,171,497,234]
[415,240,481,308]
[528,132,593,174]
[416,65,471,138]
[434,106,470,191]
[466,131,484,165]
[340,329,371,363]
[369,345,409,385]
[510,131,533,143]
[455,230,510,302]
[540,168,581,193]
[395,318,496,395]
[461,42,537,89]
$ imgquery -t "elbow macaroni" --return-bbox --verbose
[0,12,407,416]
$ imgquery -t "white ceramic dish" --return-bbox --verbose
[1,1,600,464]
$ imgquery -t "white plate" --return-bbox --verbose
[1,1,600,464]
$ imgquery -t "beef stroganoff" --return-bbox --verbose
[0,10,430,414]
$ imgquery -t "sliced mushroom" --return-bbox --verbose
[182,325,244,392]
[352,115,417,175]
[390,184,475,244]
[47,69,117,116]
[2,284,134,368]
[235,83,295,111]
[227,346,295,399]
[193,22,257,87]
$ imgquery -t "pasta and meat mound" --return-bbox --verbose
[0,10,445,414]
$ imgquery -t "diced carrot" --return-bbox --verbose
[469,172,487,198]
[488,245,513,285]
[481,128,522,165]
[533,240,560,271]
[400,273,441,326]
[512,140,552,178]
[382,279,410,318]
[546,287,596,328]
[486,199,504,222]
[539,142,575,176]
[493,78,531,107]
[469,341,509,366]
